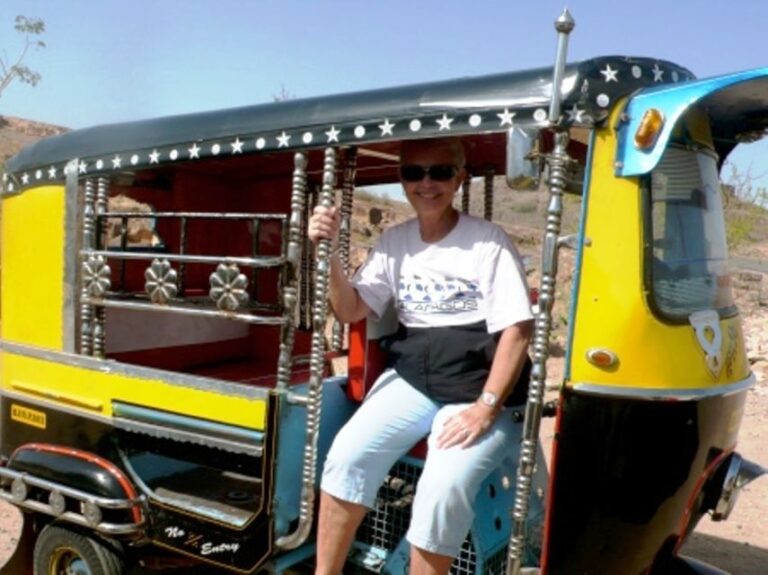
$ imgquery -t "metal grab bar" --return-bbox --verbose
[507,9,575,575]
[276,146,337,550]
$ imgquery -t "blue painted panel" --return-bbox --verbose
[616,68,768,176]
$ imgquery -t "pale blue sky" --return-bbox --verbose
[1,0,766,183]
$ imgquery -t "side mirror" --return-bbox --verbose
[506,127,540,190]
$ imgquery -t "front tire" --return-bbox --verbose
[33,524,125,575]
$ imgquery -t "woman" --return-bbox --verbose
[309,137,533,575]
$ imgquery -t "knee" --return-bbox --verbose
[415,471,474,513]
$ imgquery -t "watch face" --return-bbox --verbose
[482,391,498,407]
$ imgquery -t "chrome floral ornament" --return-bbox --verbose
[209,263,249,312]
[145,258,178,304]
[82,255,112,298]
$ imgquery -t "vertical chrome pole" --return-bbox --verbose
[116,216,126,292]
[80,177,96,356]
[92,177,109,358]
[178,216,188,297]
[547,10,575,125]
[507,9,574,575]
[251,218,262,302]
[484,168,495,221]
[63,160,80,354]
[276,152,308,392]
[461,173,471,214]
[332,147,357,351]
[277,147,337,550]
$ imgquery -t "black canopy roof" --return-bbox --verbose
[4,56,694,194]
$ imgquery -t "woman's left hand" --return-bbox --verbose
[437,403,497,449]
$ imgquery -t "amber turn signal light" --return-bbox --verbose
[634,108,665,150]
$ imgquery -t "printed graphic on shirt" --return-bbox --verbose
[397,274,481,314]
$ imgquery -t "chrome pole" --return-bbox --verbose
[277,147,337,550]
[507,9,575,575]
[332,147,357,351]
[275,152,308,392]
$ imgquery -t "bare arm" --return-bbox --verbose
[437,319,533,449]
[308,205,370,324]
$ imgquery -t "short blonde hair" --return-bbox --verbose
[400,138,466,169]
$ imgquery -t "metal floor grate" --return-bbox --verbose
[357,460,419,552]
[355,459,487,574]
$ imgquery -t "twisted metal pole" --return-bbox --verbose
[275,152,308,392]
[484,167,495,221]
[461,173,471,214]
[80,177,96,356]
[277,147,337,550]
[93,176,109,358]
[507,9,574,574]
[332,147,357,351]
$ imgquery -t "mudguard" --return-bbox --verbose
[7,443,138,501]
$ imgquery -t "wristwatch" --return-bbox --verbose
[480,391,498,408]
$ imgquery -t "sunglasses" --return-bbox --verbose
[399,164,458,182]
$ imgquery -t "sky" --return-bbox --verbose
[1,0,767,185]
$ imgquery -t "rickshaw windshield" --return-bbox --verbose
[649,146,735,319]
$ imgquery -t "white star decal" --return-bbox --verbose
[21,173,30,184]
[566,104,584,123]
[231,138,244,154]
[436,113,454,131]
[112,156,122,169]
[35,170,42,180]
[497,108,515,127]
[600,64,619,83]
[277,131,291,148]
[149,150,160,164]
[378,119,395,136]
[325,126,340,143]
[189,143,201,159]
[48,166,57,179]
[78,161,87,174]
[7,183,13,192]
[652,64,664,82]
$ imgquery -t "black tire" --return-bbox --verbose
[33,524,125,575]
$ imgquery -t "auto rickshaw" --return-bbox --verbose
[0,10,765,575]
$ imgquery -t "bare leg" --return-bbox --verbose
[315,490,368,575]
[409,545,454,575]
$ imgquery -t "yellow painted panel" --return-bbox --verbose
[1,186,66,349]
[1,352,267,430]
[570,113,750,390]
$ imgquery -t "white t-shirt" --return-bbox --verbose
[352,214,533,333]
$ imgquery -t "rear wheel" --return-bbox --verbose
[33,524,125,575]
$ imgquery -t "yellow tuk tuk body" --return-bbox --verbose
[0,42,765,574]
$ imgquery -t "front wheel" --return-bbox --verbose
[33,524,125,575]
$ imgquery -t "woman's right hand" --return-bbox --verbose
[307,205,340,248]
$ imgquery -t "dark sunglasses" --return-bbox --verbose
[400,164,458,182]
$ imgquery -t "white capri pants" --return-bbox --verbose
[321,369,520,557]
